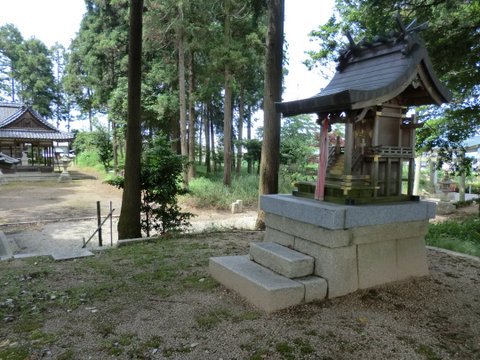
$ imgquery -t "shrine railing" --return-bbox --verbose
[366,146,413,158]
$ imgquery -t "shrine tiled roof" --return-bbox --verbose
[0,102,73,141]
[0,129,74,141]
[277,16,452,117]
[0,103,58,131]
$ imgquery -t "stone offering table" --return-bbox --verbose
[210,195,435,312]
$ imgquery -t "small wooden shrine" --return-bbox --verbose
[277,16,451,204]
[0,103,74,173]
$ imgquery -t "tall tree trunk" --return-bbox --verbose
[118,0,143,240]
[188,51,196,180]
[223,3,233,186]
[211,116,216,173]
[247,106,252,174]
[170,114,180,153]
[236,86,244,174]
[177,24,188,188]
[204,104,211,173]
[112,119,118,175]
[223,67,233,186]
[198,106,203,165]
[256,0,284,229]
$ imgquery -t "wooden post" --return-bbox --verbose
[386,158,392,196]
[97,201,102,247]
[109,201,113,247]
[344,118,354,175]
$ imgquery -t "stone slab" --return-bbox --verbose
[357,240,397,289]
[294,239,357,298]
[261,195,436,230]
[344,201,436,228]
[265,213,351,248]
[397,237,429,279]
[0,231,12,259]
[352,220,429,245]
[51,249,95,261]
[296,276,328,303]
[261,195,346,230]
[209,255,305,313]
[264,227,294,247]
[250,242,314,278]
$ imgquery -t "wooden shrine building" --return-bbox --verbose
[276,17,451,204]
[0,102,74,173]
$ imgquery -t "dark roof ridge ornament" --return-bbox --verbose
[336,14,428,71]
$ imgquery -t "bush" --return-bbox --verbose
[107,134,192,236]
[76,150,101,168]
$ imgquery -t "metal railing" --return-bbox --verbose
[82,201,115,248]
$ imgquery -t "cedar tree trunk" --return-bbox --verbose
[256,0,284,229]
[118,0,143,239]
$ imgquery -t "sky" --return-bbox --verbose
[0,0,335,129]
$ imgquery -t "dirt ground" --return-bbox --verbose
[0,172,257,256]
[0,172,479,359]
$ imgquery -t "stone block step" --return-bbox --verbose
[209,255,327,312]
[210,255,305,312]
[250,242,314,278]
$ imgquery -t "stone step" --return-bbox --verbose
[250,242,314,278]
[209,255,327,312]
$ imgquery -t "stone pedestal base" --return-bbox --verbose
[58,171,71,183]
[261,195,435,298]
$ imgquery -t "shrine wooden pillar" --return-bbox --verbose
[344,116,354,175]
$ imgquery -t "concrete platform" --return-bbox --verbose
[210,255,307,312]
[249,242,314,278]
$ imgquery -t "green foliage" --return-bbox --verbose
[242,139,262,173]
[426,216,480,257]
[186,173,260,209]
[73,127,113,172]
[108,134,192,236]
[0,24,55,115]
[281,115,318,168]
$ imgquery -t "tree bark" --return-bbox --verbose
[188,51,196,180]
[247,107,252,174]
[177,25,188,189]
[118,0,143,240]
[204,104,211,173]
[256,0,284,229]
[223,67,233,186]
[211,115,216,173]
[236,86,244,174]
[223,3,233,186]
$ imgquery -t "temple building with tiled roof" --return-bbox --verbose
[0,102,74,172]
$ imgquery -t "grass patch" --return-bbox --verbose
[426,216,480,256]
[416,344,441,360]
[195,308,232,329]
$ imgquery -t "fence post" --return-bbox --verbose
[97,201,102,247]
[110,201,113,247]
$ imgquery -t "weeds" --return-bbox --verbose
[426,216,480,256]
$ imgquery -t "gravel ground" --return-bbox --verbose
[0,233,478,360]
[1,176,479,359]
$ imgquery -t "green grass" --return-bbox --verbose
[182,165,295,210]
[426,216,480,257]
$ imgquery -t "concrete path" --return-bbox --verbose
[1,211,257,261]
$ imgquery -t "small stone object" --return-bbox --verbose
[231,199,243,214]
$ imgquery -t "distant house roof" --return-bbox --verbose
[0,102,74,142]
[276,17,452,117]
